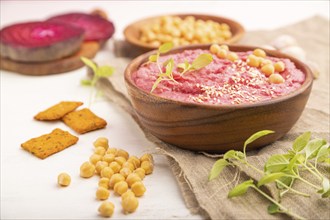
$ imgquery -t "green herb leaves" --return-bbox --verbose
[148,42,213,93]
[228,180,254,198]
[209,159,229,181]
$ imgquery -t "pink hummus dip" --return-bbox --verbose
[132,49,305,105]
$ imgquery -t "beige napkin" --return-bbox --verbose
[98,16,330,219]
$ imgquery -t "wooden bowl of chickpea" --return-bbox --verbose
[124,44,313,152]
[124,14,245,50]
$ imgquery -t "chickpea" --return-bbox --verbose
[260,59,273,67]
[126,173,142,187]
[247,54,260,68]
[106,148,117,155]
[122,194,139,213]
[261,64,275,77]
[269,73,285,84]
[120,167,132,178]
[57,173,71,187]
[141,161,154,175]
[216,49,228,59]
[253,48,266,58]
[116,149,129,160]
[121,190,135,200]
[94,146,106,156]
[131,181,146,197]
[102,154,115,163]
[114,180,129,195]
[93,137,109,149]
[122,162,135,171]
[274,61,285,72]
[227,52,238,62]
[98,177,110,189]
[109,161,121,173]
[101,167,114,179]
[89,154,102,165]
[133,168,146,180]
[96,187,110,200]
[95,161,108,174]
[127,156,140,169]
[109,173,125,189]
[80,162,95,178]
[210,44,221,54]
[115,156,127,166]
[220,45,229,51]
[98,201,114,217]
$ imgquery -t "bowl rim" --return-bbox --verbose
[123,13,245,50]
[124,44,313,110]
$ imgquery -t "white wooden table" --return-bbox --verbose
[1,1,328,219]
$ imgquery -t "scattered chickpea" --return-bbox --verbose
[261,64,275,76]
[120,167,132,178]
[114,180,129,195]
[134,168,146,180]
[227,52,238,62]
[98,201,114,217]
[127,156,141,169]
[121,190,135,201]
[274,61,285,72]
[102,154,115,163]
[109,161,121,173]
[131,181,146,197]
[247,54,260,68]
[216,49,228,59]
[109,173,125,189]
[96,187,110,200]
[94,146,106,156]
[98,177,110,189]
[106,148,117,155]
[116,149,129,160]
[57,173,71,187]
[260,59,273,67]
[122,162,135,171]
[95,161,109,174]
[253,48,266,58]
[126,173,142,187]
[141,161,154,175]
[93,137,109,150]
[269,73,285,84]
[89,154,102,165]
[115,156,127,166]
[100,167,114,179]
[140,154,154,164]
[122,194,139,213]
[210,44,221,54]
[80,162,95,178]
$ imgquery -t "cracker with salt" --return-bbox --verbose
[62,108,107,134]
[21,128,79,159]
[34,101,83,121]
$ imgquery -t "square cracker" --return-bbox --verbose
[21,128,79,159]
[34,101,83,121]
[62,108,107,134]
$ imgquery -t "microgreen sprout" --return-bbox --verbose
[80,56,114,106]
[209,130,330,219]
[148,42,213,93]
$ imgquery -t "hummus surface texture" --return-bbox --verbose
[132,49,305,105]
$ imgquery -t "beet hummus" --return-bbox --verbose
[132,49,305,105]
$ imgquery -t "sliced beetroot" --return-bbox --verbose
[47,12,115,41]
[0,21,84,62]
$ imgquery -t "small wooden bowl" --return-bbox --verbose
[124,14,245,50]
[124,45,313,152]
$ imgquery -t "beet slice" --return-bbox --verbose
[47,13,115,41]
[0,21,84,62]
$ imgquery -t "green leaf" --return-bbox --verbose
[276,175,294,190]
[81,56,97,73]
[293,131,311,152]
[150,76,164,93]
[165,58,174,76]
[96,66,114,77]
[317,178,330,194]
[265,154,290,173]
[315,143,330,164]
[322,189,330,198]
[286,154,301,172]
[321,158,330,164]
[268,204,280,214]
[305,138,326,160]
[191,54,213,70]
[177,60,191,73]
[243,130,274,157]
[80,79,92,86]
[158,42,174,54]
[149,54,158,62]
[258,172,286,187]
[223,150,237,160]
[208,159,229,181]
[228,180,254,198]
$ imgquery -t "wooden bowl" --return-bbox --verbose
[124,14,245,50]
[124,44,313,152]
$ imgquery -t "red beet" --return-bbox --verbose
[0,21,84,62]
[47,13,115,41]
